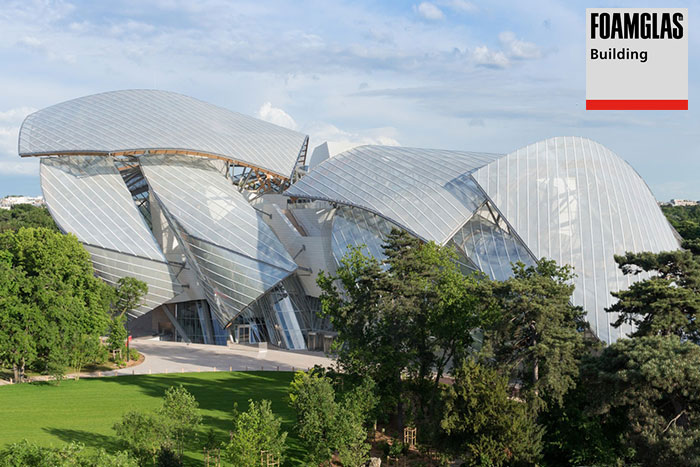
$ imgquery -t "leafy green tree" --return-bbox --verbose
[223,399,287,466]
[490,260,588,412]
[336,376,377,467]
[67,332,103,379]
[289,371,377,466]
[114,410,170,465]
[538,372,626,466]
[0,204,57,232]
[662,204,700,241]
[335,410,371,467]
[112,277,148,362]
[607,240,700,341]
[0,228,112,381]
[155,447,182,467]
[107,315,128,361]
[0,440,137,467]
[157,385,202,459]
[112,277,148,318]
[584,335,700,466]
[441,359,542,466]
[318,229,491,427]
[0,251,36,382]
[289,371,338,465]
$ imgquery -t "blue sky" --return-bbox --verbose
[1,0,698,200]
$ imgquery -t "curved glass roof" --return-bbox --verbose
[473,136,680,343]
[139,154,298,324]
[285,145,502,244]
[40,156,182,316]
[20,89,307,178]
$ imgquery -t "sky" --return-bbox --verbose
[0,0,698,200]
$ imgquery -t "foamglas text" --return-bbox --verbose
[591,47,648,63]
[590,12,684,39]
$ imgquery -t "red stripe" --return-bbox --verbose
[586,100,688,110]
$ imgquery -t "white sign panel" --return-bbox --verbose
[586,8,688,110]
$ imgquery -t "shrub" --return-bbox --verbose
[0,440,137,466]
[289,371,377,466]
[114,410,170,464]
[223,399,287,466]
[157,385,202,458]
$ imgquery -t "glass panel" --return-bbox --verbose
[21,90,306,177]
[286,145,502,243]
[473,136,680,343]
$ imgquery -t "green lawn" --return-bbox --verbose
[0,371,304,466]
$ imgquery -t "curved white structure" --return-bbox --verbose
[287,138,680,343]
[140,154,298,326]
[20,89,307,178]
[40,156,182,317]
[24,90,680,345]
[286,145,502,243]
[473,136,679,342]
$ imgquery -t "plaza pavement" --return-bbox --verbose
[108,338,335,376]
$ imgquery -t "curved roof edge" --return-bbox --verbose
[19,89,308,178]
[285,144,504,244]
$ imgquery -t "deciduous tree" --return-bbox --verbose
[157,385,202,459]
[0,228,112,380]
[223,399,287,466]
[318,229,491,427]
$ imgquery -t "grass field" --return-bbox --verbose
[0,371,304,466]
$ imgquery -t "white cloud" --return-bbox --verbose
[255,103,399,148]
[303,121,400,147]
[256,102,299,130]
[499,31,541,59]
[440,0,477,13]
[0,106,38,175]
[0,106,36,123]
[17,36,43,49]
[415,2,444,20]
[472,45,509,68]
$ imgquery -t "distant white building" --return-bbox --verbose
[0,196,45,210]
[307,141,361,170]
[669,199,699,207]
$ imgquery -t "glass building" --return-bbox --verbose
[20,90,680,346]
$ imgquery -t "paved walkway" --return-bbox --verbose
[0,339,335,383]
[109,338,335,376]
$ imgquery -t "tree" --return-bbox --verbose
[0,204,57,233]
[288,371,377,466]
[335,409,371,467]
[223,399,287,466]
[335,376,377,467]
[114,410,170,465]
[112,277,148,362]
[440,359,543,466]
[0,440,137,467]
[317,229,492,427]
[288,371,338,465]
[490,260,588,412]
[0,228,112,381]
[662,204,700,241]
[0,251,36,382]
[607,240,700,341]
[67,332,104,379]
[112,277,148,318]
[584,335,700,466]
[157,385,202,459]
[107,314,128,361]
